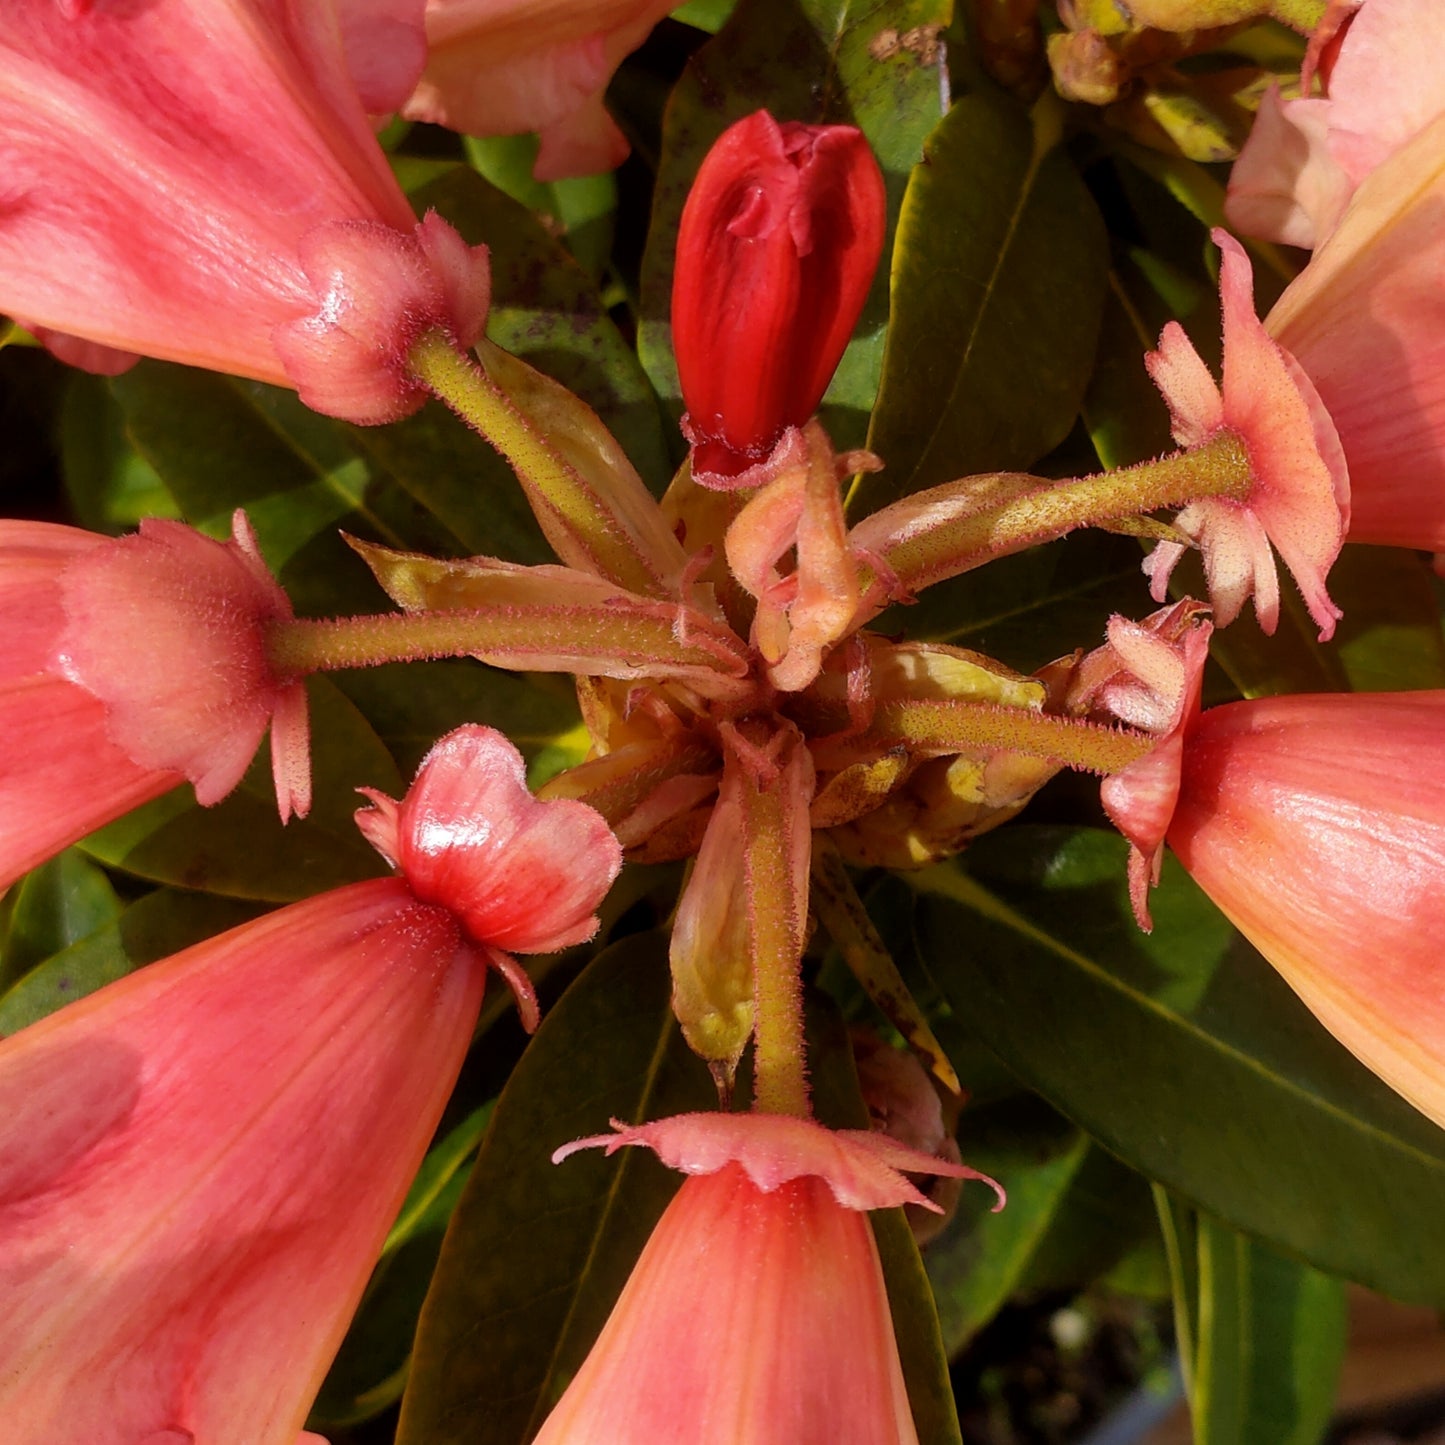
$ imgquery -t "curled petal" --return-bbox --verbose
[358,724,622,954]
[1143,232,1346,641]
[553,1110,1004,1214]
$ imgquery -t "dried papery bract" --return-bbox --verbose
[535,1112,1003,1445]
[0,0,487,423]
[673,110,886,489]
[401,0,676,179]
[0,725,620,1444]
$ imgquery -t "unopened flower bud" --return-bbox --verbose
[672,110,885,489]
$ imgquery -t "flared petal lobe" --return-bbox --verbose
[0,0,486,423]
[673,111,886,488]
[401,0,676,180]
[539,1112,1001,1444]
[1168,691,1445,1134]
[0,879,487,1445]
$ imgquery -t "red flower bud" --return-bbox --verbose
[672,110,886,489]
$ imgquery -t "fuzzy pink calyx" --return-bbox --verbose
[54,510,311,823]
[272,211,491,424]
[553,1109,1004,1214]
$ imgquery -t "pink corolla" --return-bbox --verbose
[1160,692,1445,1134]
[1225,0,1445,549]
[0,724,621,1444]
[1142,230,1347,641]
[402,0,676,180]
[0,0,488,423]
[535,1111,1002,1445]
[0,511,310,891]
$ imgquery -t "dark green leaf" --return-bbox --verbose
[0,888,261,1035]
[463,135,619,282]
[856,92,1107,511]
[1157,1193,1345,1445]
[0,849,121,992]
[925,1097,1092,1355]
[59,373,178,533]
[397,931,717,1445]
[807,987,964,1445]
[638,0,952,456]
[907,825,1445,1306]
[924,1096,1157,1356]
[79,678,399,902]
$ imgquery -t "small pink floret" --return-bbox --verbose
[1143,230,1346,642]
[356,725,622,1029]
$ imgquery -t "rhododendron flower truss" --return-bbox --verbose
[339,414,1168,1102]
[1142,230,1347,641]
[1116,691,1445,1135]
[0,724,619,1444]
[533,1112,1003,1445]
[0,0,488,423]
[0,511,310,890]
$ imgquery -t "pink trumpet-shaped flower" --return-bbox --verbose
[0,0,488,424]
[401,0,676,180]
[1224,0,1445,550]
[1162,691,1445,1134]
[1142,230,1347,641]
[0,724,620,1444]
[536,1111,1002,1445]
[0,511,310,890]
